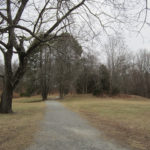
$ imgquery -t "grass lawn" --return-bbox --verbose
[0,96,45,150]
[62,94,150,150]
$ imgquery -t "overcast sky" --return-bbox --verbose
[0,0,150,63]
[125,25,150,52]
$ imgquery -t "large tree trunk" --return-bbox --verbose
[0,52,13,113]
[0,82,13,113]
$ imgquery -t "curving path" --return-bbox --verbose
[26,101,130,150]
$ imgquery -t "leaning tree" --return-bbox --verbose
[0,0,147,113]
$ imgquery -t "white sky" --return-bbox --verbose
[125,25,150,52]
[0,0,150,63]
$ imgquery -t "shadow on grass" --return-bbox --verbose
[25,99,43,103]
[14,98,43,103]
[15,96,61,104]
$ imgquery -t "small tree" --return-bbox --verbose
[54,33,82,99]
[99,65,110,93]
[93,65,110,96]
[22,33,82,99]
[75,52,98,94]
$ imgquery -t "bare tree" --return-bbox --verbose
[53,33,82,99]
[76,52,98,94]
[0,0,86,113]
[39,46,53,100]
[104,35,129,94]
[135,49,150,97]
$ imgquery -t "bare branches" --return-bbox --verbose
[6,0,12,24]
[44,0,86,37]
[0,45,5,53]
[33,0,50,34]
[0,25,43,41]
[13,0,28,25]
[0,12,8,22]
[25,0,86,57]
[14,25,43,41]
[138,0,148,32]
[0,41,8,49]
[0,0,86,60]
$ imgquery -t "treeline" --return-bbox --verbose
[76,36,150,98]
[16,33,82,100]
[0,33,150,99]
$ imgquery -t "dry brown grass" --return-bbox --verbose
[62,94,150,150]
[0,96,45,150]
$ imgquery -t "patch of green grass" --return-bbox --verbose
[62,94,150,150]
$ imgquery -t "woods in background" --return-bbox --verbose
[0,34,150,99]
[17,33,82,99]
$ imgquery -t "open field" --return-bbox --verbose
[0,96,45,150]
[62,94,150,150]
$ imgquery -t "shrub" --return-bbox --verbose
[111,86,120,95]
[93,87,103,96]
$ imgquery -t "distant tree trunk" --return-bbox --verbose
[42,88,48,100]
[39,49,49,101]
[41,76,49,101]
[59,92,63,99]
[59,83,64,99]
[109,74,113,95]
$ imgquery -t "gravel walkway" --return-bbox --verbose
[26,101,130,150]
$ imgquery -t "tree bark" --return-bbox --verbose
[59,83,64,99]
[0,52,13,113]
[41,78,48,101]
[42,90,48,100]
[0,83,13,113]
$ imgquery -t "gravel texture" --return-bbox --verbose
[26,101,130,150]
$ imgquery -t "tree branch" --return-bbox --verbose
[6,0,12,24]
[0,25,43,41]
[44,0,85,37]
[0,41,8,49]
[13,0,29,25]
[0,45,6,54]
[138,0,148,32]
[0,12,9,22]
[33,0,50,34]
